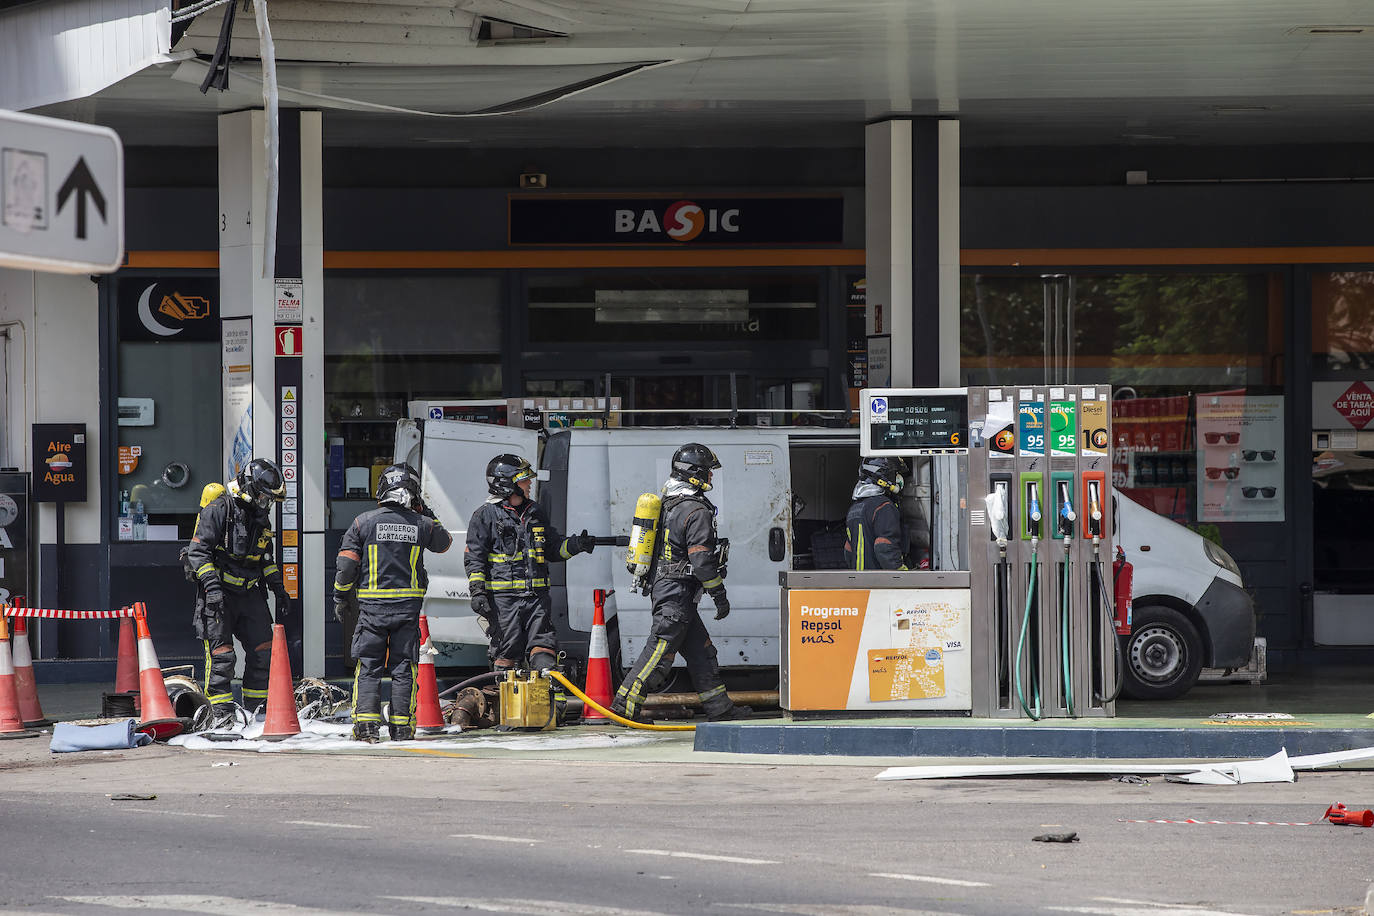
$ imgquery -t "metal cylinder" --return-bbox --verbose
[641,690,778,708]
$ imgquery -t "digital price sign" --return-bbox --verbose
[860,388,969,457]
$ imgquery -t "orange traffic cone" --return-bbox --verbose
[581,589,613,723]
[260,623,300,741]
[0,615,39,740]
[134,606,184,740]
[114,614,139,695]
[10,617,48,727]
[414,615,445,738]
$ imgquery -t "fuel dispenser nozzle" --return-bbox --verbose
[986,488,1010,552]
[1057,481,1076,537]
[1087,480,1103,539]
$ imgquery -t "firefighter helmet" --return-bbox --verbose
[236,458,286,511]
[670,443,721,491]
[376,463,421,509]
[486,454,535,498]
[858,456,908,497]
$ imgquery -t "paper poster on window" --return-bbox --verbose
[1196,394,1283,522]
[222,318,253,483]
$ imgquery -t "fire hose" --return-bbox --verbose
[549,670,695,732]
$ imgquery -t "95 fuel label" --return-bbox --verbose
[1018,402,1044,456]
[1049,400,1077,457]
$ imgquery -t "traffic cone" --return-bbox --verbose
[10,617,48,727]
[260,623,300,741]
[114,614,139,695]
[581,589,613,723]
[414,615,445,738]
[0,615,39,740]
[1324,803,1374,827]
[134,606,184,741]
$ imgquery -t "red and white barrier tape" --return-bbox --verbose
[1,605,139,619]
[1119,818,1320,827]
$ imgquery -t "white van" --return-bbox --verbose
[397,419,1254,701]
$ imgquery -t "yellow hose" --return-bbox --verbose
[549,671,696,732]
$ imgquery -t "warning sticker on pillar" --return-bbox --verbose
[276,335,302,599]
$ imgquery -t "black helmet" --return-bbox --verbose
[671,443,721,491]
[236,458,285,511]
[377,463,421,509]
[486,453,535,498]
[858,456,907,497]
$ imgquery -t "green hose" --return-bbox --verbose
[1061,552,1074,717]
[1015,547,1042,720]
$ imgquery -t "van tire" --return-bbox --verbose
[1121,605,1203,701]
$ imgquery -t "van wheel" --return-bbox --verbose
[1121,605,1203,701]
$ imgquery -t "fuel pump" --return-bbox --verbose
[1055,478,1076,716]
[1084,474,1123,703]
[1016,478,1043,719]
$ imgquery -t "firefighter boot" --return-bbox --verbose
[352,722,380,743]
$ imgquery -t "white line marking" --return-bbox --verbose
[449,833,543,844]
[867,872,990,888]
[1048,906,1262,916]
[119,810,226,818]
[54,895,361,914]
[383,896,671,915]
[285,820,368,830]
[626,848,779,865]
[1093,899,1195,908]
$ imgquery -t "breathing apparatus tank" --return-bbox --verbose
[625,492,663,594]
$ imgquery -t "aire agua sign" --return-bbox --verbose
[31,423,87,502]
[508,194,844,246]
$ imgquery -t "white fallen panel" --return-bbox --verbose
[876,748,1294,783]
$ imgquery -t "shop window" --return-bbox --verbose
[1312,271,1374,371]
[323,275,502,513]
[115,276,222,540]
[960,270,1285,525]
[527,272,821,344]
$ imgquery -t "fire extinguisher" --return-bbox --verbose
[1113,546,1133,636]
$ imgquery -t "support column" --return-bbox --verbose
[865,117,960,387]
[218,109,325,678]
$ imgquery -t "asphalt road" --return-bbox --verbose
[0,741,1371,915]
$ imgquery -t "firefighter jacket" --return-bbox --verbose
[187,495,284,595]
[335,505,452,607]
[844,493,908,570]
[656,491,726,593]
[464,498,578,597]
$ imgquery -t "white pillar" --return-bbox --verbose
[218,109,325,677]
[864,118,961,388]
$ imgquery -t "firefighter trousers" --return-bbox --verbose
[351,604,421,728]
[612,577,733,720]
[196,587,273,711]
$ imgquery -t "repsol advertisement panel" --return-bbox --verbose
[508,194,844,246]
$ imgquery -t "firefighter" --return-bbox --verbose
[465,454,595,674]
[611,443,746,723]
[333,463,452,743]
[844,456,911,570]
[185,458,289,726]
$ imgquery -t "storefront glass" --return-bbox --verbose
[960,270,1285,525]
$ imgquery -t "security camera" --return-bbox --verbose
[519,172,548,190]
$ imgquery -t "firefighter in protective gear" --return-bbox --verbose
[611,443,746,722]
[185,458,289,724]
[464,453,595,674]
[844,457,911,570]
[334,463,451,743]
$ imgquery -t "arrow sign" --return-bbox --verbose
[0,110,122,274]
[56,157,107,241]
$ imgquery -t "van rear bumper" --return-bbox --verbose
[1197,577,1256,668]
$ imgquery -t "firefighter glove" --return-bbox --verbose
[470,591,493,622]
[709,588,730,621]
[203,586,224,614]
[332,597,347,623]
[572,530,596,555]
[273,589,293,626]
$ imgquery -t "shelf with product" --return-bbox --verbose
[325,419,400,504]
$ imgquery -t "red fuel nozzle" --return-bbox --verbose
[1323,803,1374,827]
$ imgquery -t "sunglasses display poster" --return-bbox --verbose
[1196,394,1283,522]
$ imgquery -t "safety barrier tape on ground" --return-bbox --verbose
[1119,818,1320,827]
[0,604,141,619]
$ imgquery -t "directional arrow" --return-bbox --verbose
[56,156,107,240]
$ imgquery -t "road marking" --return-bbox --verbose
[119,810,225,818]
[383,896,670,915]
[285,820,368,830]
[450,833,543,843]
[54,895,362,914]
[626,848,779,865]
[867,872,990,888]
[1048,906,1262,916]
[725,905,966,915]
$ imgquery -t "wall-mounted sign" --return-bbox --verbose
[32,423,87,502]
[118,278,218,341]
[274,278,303,323]
[1314,380,1374,430]
[860,388,968,457]
[508,194,844,246]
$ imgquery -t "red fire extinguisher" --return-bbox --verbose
[1112,546,1134,636]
